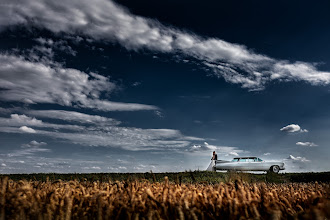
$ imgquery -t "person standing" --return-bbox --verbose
[211,151,217,160]
[211,151,217,171]
[206,151,218,171]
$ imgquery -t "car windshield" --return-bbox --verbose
[257,158,263,162]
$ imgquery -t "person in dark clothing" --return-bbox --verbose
[211,151,217,160]
[210,151,218,171]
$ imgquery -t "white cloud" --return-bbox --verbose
[263,152,271,156]
[154,110,164,118]
[10,114,43,126]
[189,142,217,152]
[286,155,310,162]
[35,37,77,56]
[0,54,157,111]
[21,140,47,148]
[7,140,50,157]
[0,156,108,173]
[38,129,192,151]
[0,114,84,131]
[1,0,330,89]
[27,110,120,125]
[19,126,36,133]
[82,166,101,170]
[296,142,318,147]
[187,142,243,157]
[132,82,141,87]
[281,155,310,172]
[16,38,77,64]
[226,152,239,157]
[35,37,54,46]
[0,111,202,151]
[280,124,308,133]
[0,107,13,114]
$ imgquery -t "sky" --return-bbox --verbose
[0,0,329,173]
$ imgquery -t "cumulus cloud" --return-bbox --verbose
[0,0,330,89]
[296,142,318,147]
[10,114,43,126]
[19,126,36,133]
[280,124,308,133]
[0,54,157,111]
[263,152,271,156]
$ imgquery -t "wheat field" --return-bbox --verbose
[0,176,329,220]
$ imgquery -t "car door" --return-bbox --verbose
[235,158,247,170]
[247,158,260,170]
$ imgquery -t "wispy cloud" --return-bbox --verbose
[285,155,310,162]
[35,37,77,57]
[0,156,96,173]
[8,140,50,157]
[0,54,157,111]
[0,114,84,131]
[0,111,202,151]
[27,110,121,126]
[21,140,47,148]
[82,166,101,170]
[280,124,308,133]
[1,0,330,90]
[282,155,312,172]
[296,142,318,147]
[0,154,174,173]
[187,142,244,157]
[226,152,239,157]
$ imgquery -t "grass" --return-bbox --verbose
[1,171,329,183]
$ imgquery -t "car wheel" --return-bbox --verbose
[270,165,280,174]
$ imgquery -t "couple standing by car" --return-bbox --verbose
[206,151,218,171]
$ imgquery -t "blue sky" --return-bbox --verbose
[0,0,329,173]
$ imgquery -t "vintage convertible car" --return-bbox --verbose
[207,157,285,173]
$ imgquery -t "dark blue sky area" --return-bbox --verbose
[118,0,330,63]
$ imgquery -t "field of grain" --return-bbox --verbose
[0,176,329,220]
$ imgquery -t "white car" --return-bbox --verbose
[208,157,285,173]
